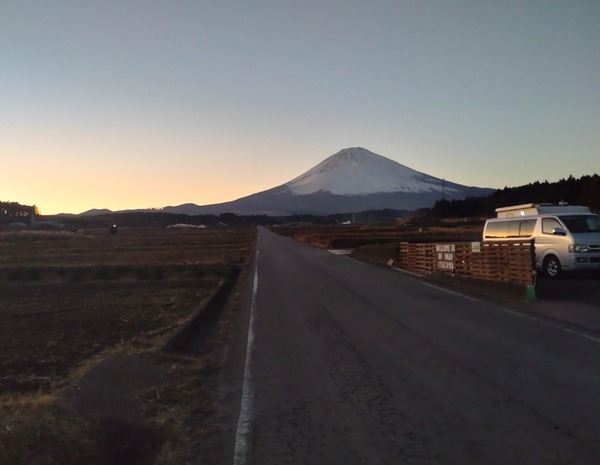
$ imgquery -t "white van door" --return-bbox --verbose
[536,217,569,275]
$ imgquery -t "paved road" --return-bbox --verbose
[232,227,600,464]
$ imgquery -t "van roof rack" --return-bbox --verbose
[495,203,590,217]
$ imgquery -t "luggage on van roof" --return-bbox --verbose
[495,203,591,218]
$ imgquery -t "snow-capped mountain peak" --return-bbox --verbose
[161,147,493,216]
[286,147,454,196]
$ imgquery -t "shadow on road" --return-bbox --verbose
[536,272,600,305]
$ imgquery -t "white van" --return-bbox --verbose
[483,203,600,277]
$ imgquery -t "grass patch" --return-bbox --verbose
[0,396,100,465]
[0,230,85,243]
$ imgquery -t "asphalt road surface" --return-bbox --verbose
[231,227,600,465]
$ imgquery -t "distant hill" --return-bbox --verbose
[79,208,113,217]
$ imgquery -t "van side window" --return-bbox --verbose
[519,219,536,237]
[507,221,520,237]
[484,219,536,239]
[484,221,507,238]
[542,218,562,234]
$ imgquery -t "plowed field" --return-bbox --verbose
[0,227,255,396]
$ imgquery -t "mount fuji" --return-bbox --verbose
[164,147,493,216]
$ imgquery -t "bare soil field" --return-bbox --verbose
[0,227,255,464]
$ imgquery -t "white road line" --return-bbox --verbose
[391,266,426,278]
[348,257,366,266]
[419,281,480,302]
[496,305,600,344]
[233,249,259,465]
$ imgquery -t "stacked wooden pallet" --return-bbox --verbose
[397,240,535,285]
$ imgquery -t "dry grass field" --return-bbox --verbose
[0,226,255,464]
[272,218,485,249]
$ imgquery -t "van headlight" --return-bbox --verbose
[569,244,589,253]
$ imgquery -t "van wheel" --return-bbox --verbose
[543,255,561,278]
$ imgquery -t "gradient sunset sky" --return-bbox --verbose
[2,1,599,214]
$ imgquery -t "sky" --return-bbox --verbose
[2,0,599,215]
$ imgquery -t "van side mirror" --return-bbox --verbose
[552,227,566,236]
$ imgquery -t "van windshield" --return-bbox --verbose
[560,215,600,233]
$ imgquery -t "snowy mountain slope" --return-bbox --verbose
[287,147,457,195]
[162,147,494,216]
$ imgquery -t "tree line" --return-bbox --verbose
[0,201,39,218]
[432,174,600,217]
